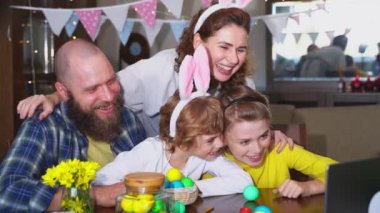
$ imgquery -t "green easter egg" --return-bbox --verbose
[180,177,194,187]
[151,199,164,213]
[174,200,186,213]
[243,185,259,201]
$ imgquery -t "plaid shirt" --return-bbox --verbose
[0,103,146,212]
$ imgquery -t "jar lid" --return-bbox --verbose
[124,172,165,194]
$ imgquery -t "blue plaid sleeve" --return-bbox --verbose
[0,119,57,212]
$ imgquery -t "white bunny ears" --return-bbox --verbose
[169,45,210,137]
[193,0,252,34]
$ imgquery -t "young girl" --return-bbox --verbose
[219,85,337,198]
[93,45,252,197]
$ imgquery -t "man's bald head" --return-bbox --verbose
[54,39,104,84]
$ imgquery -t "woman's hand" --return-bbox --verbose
[17,92,60,120]
[272,130,294,153]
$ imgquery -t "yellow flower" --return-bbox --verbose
[41,159,100,213]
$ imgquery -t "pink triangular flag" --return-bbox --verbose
[289,14,300,25]
[133,0,157,29]
[75,10,102,40]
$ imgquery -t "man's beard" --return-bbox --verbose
[67,93,123,142]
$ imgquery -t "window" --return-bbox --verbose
[271,0,380,79]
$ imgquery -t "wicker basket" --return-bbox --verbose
[163,186,198,205]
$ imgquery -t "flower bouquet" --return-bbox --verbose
[42,159,100,213]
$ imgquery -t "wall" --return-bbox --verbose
[96,0,268,89]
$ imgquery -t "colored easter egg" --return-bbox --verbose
[254,205,272,213]
[180,177,194,187]
[164,177,171,188]
[137,194,154,201]
[151,198,164,213]
[167,168,182,182]
[244,201,258,211]
[121,197,134,212]
[133,198,155,213]
[170,180,184,188]
[240,207,252,213]
[174,200,186,213]
[243,185,259,201]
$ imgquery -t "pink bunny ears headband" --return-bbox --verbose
[193,0,252,34]
[169,45,210,137]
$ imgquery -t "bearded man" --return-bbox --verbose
[0,39,146,212]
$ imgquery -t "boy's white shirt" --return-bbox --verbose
[93,137,253,197]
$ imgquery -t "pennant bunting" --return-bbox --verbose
[75,9,102,40]
[292,32,302,44]
[169,21,189,42]
[262,14,289,43]
[289,14,300,25]
[141,21,163,46]
[119,21,134,45]
[93,15,107,41]
[325,30,335,41]
[103,5,129,32]
[65,13,79,37]
[42,9,72,36]
[133,0,157,28]
[161,0,184,18]
[201,0,212,8]
[308,32,319,43]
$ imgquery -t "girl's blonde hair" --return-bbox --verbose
[160,91,224,152]
[218,85,271,132]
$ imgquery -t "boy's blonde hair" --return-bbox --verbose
[160,91,224,152]
[218,85,271,132]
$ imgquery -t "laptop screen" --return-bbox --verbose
[325,157,380,213]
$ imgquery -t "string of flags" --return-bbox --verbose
[11,0,340,46]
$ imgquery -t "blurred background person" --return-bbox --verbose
[300,35,348,77]
[295,44,319,76]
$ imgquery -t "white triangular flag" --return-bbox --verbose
[325,30,335,41]
[103,5,129,32]
[262,14,289,43]
[141,21,163,46]
[42,9,73,36]
[160,0,184,18]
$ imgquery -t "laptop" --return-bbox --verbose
[325,157,380,213]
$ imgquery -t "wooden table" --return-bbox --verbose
[96,188,324,213]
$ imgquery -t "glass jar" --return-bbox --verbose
[116,172,174,213]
